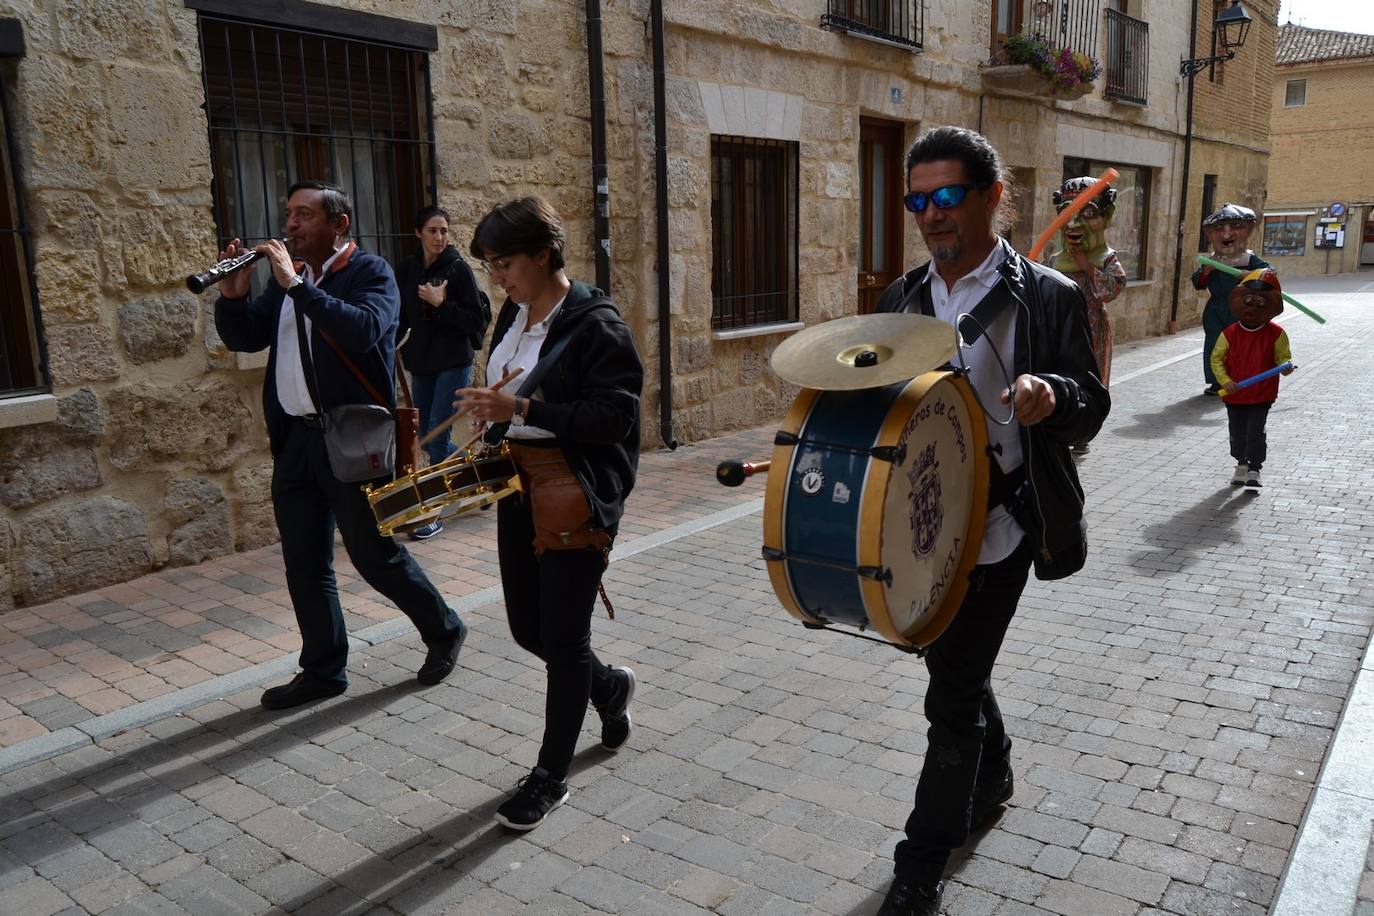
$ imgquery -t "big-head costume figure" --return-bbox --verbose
[1192,203,1268,395]
[1050,177,1126,387]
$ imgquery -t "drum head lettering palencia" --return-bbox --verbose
[880,376,977,637]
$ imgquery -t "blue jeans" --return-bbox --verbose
[411,365,472,466]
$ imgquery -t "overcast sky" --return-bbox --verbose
[1279,0,1374,35]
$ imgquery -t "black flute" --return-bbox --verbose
[186,249,266,293]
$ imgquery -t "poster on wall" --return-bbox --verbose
[1315,218,1346,249]
[1263,215,1307,257]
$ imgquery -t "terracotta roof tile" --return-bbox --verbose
[1277,23,1374,65]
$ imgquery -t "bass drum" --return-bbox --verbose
[763,370,988,650]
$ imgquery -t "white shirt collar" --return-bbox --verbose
[920,236,1011,290]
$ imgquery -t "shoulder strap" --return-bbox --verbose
[317,328,390,409]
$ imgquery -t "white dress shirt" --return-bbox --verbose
[916,237,1025,565]
[274,243,352,417]
[484,298,564,440]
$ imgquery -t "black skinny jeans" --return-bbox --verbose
[893,538,1033,885]
[497,493,618,782]
[1225,401,1272,470]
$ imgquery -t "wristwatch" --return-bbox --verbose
[286,273,305,294]
[510,397,527,427]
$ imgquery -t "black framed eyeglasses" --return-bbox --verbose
[903,184,985,214]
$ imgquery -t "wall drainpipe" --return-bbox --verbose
[585,0,612,292]
[650,0,677,449]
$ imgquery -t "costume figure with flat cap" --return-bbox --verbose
[1048,177,1126,453]
[1192,203,1268,395]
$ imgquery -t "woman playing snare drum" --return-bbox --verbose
[456,196,643,831]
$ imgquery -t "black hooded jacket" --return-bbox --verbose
[490,280,643,535]
[395,245,486,374]
[877,247,1110,579]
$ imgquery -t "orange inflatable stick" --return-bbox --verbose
[1028,168,1119,262]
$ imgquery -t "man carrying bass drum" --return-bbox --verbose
[873,128,1110,916]
[456,197,643,832]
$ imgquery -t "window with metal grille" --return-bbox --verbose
[1284,79,1306,107]
[710,136,799,331]
[195,12,436,273]
[1063,156,1151,280]
[0,60,46,396]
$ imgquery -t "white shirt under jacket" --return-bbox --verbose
[916,236,1026,565]
[274,243,352,417]
[483,298,565,440]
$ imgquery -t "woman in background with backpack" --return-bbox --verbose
[396,205,491,540]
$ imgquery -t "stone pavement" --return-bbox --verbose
[1,273,1372,915]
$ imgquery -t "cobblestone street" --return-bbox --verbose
[2,273,1373,915]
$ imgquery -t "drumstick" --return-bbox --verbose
[716,459,771,487]
[417,367,524,448]
[1028,168,1119,261]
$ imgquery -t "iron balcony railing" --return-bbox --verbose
[821,0,924,51]
[1104,7,1149,104]
[1027,0,1102,62]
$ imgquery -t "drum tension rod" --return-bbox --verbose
[774,431,799,446]
[762,547,893,586]
[870,444,906,464]
[800,621,925,655]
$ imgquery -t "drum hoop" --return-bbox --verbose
[857,370,990,648]
[764,386,824,627]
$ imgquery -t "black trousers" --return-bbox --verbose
[1226,401,1272,470]
[497,493,617,781]
[271,421,463,686]
[893,539,1033,885]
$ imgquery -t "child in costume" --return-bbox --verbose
[1210,267,1293,490]
[1049,177,1126,454]
[1193,203,1268,396]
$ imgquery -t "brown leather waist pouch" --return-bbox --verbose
[507,442,611,554]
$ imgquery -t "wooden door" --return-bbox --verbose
[858,118,904,315]
[992,0,1025,55]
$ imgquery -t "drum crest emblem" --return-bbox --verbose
[907,442,941,557]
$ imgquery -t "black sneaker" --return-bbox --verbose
[970,769,1014,831]
[876,877,944,916]
[598,666,636,752]
[260,672,346,710]
[417,618,467,686]
[408,520,443,540]
[494,768,569,831]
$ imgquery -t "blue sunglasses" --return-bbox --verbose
[903,184,986,213]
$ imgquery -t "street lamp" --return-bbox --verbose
[1168,0,1255,330]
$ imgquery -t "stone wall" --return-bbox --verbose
[0,0,1276,608]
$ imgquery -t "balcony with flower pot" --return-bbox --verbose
[983,31,1102,101]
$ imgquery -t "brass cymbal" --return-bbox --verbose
[770,313,956,391]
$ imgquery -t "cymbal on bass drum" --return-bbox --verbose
[770,313,956,391]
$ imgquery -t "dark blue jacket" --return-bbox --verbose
[214,244,399,457]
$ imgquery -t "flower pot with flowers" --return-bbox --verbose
[983,32,1102,101]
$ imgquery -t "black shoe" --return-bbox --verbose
[598,666,636,752]
[1203,383,1221,396]
[417,618,467,686]
[971,769,1014,831]
[408,520,443,540]
[260,672,346,710]
[877,877,944,916]
[494,768,569,831]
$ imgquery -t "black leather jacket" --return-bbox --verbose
[877,247,1110,579]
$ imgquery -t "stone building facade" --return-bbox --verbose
[1262,23,1374,277]
[0,0,1276,609]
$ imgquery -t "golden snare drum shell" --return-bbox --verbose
[366,446,519,536]
[762,370,988,650]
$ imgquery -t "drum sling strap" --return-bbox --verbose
[911,271,1027,512]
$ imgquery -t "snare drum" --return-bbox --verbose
[762,369,989,650]
[365,444,520,536]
